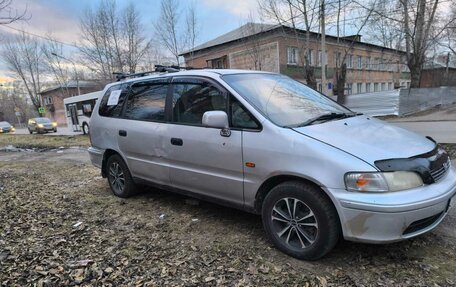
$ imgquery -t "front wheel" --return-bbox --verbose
[106,154,137,198]
[28,129,33,134]
[262,181,340,260]
[53,129,57,133]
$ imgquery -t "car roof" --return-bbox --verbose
[103,69,275,90]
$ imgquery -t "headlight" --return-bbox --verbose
[37,124,44,128]
[0,128,3,133]
[11,127,15,132]
[52,122,57,127]
[345,171,423,192]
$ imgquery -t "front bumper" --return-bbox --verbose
[327,166,456,243]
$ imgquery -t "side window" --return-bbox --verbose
[124,81,168,121]
[172,80,227,125]
[99,85,127,117]
[230,96,260,129]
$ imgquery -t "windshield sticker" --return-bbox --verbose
[107,90,121,106]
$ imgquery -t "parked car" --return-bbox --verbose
[28,117,57,134]
[88,69,456,260]
[0,121,15,133]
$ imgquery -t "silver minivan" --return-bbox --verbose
[88,70,456,260]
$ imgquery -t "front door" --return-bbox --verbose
[166,77,244,206]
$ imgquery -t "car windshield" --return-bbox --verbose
[35,118,52,123]
[0,121,11,127]
[223,73,354,127]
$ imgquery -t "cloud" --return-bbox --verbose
[200,0,259,18]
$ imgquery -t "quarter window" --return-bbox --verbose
[99,85,127,117]
[124,82,168,121]
[172,80,227,125]
[230,96,259,129]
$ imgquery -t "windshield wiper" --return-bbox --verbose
[292,112,354,127]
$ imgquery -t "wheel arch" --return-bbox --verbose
[253,174,338,216]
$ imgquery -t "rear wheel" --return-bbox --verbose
[106,154,137,198]
[54,128,57,133]
[262,181,340,260]
[28,129,33,134]
[82,123,89,135]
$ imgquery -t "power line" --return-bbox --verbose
[0,24,80,49]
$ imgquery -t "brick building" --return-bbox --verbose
[39,80,101,125]
[180,23,411,96]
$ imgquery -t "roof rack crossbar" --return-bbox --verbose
[113,65,200,81]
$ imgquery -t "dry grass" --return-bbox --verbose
[0,134,90,149]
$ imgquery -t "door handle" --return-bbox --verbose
[119,130,127,137]
[170,138,183,146]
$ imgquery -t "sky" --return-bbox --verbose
[0,0,260,83]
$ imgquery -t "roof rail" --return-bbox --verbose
[113,65,200,81]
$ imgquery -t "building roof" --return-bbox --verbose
[180,22,407,56]
[180,23,277,55]
[39,80,98,95]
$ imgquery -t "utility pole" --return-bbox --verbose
[320,0,327,95]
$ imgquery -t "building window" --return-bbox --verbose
[43,96,53,105]
[381,82,386,91]
[287,47,298,65]
[335,52,341,67]
[318,50,322,66]
[346,83,353,95]
[388,82,392,90]
[374,83,379,92]
[374,58,380,70]
[357,56,362,69]
[306,49,313,65]
[356,83,362,94]
[347,54,353,68]
[366,83,371,93]
[366,57,371,69]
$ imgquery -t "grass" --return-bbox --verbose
[0,134,90,149]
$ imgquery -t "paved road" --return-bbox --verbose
[14,127,83,136]
[389,121,456,144]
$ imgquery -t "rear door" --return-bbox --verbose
[166,77,245,205]
[116,79,171,186]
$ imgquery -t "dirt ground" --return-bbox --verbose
[0,136,455,286]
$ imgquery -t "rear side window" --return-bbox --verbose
[172,80,227,125]
[98,85,127,117]
[124,81,168,121]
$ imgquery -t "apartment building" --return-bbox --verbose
[180,23,411,96]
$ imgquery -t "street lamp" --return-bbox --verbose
[51,52,80,96]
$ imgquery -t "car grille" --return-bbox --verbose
[430,158,451,182]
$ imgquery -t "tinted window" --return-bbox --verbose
[230,97,259,129]
[124,82,168,121]
[99,85,127,117]
[172,80,227,125]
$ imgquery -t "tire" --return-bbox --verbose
[82,123,89,135]
[106,154,137,198]
[28,129,33,134]
[54,129,57,133]
[262,181,340,260]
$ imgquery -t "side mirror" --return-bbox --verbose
[202,111,229,129]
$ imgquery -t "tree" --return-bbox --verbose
[79,0,150,81]
[258,0,319,89]
[2,32,44,115]
[122,2,151,73]
[0,0,28,25]
[184,1,199,67]
[333,2,374,104]
[42,38,72,98]
[154,0,182,65]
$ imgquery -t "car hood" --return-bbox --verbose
[292,116,436,166]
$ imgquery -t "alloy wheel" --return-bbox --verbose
[109,162,125,194]
[271,197,319,250]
